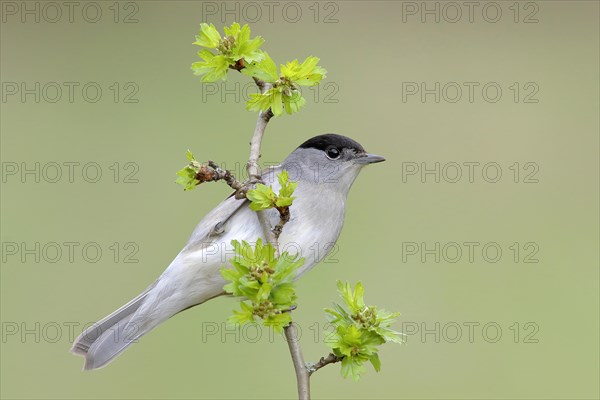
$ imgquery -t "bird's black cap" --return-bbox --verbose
[298,134,366,153]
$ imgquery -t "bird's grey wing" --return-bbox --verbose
[183,165,282,251]
[184,192,249,250]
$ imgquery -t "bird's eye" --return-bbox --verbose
[326,147,341,159]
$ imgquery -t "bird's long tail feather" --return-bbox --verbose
[71,282,167,370]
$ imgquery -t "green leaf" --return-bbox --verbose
[185,149,195,161]
[221,23,266,64]
[223,22,241,38]
[277,170,289,186]
[337,281,354,310]
[235,25,265,63]
[241,52,278,83]
[264,312,292,333]
[280,56,326,86]
[270,90,283,117]
[279,183,297,199]
[246,91,275,113]
[270,170,298,206]
[271,283,296,305]
[191,54,230,82]
[175,150,202,191]
[237,37,265,63]
[220,268,239,284]
[256,281,273,301]
[229,301,255,325]
[247,183,277,211]
[341,357,365,381]
[275,197,293,207]
[193,23,221,48]
[353,282,365,309]
[282,90,306,115]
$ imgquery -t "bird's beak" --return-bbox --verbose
[356,153,386,164]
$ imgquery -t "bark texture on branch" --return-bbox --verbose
[245,80,276,246]
[284,323,310,400]
[307,353,344,375]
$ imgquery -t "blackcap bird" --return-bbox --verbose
[71,133,385,370]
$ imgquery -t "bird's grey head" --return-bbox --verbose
[280,133,385,195]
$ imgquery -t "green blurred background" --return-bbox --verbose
[1,1,598,399]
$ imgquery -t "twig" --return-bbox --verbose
[245,79,275,246]
[271,205,302,399]
[307,353,344,376]
[229,66,277,244]
[193,161,247,199]
[242,73,321,400]
[208,161,247,196]
[252,76,271,93]
[247,106,274,182]
[284,323,310,400]
[273,206,290,241]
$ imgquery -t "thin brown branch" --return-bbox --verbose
[307,353,344,376]
[273,206,290,241]
[194,161,246,198]
[246,106,273,182]
[207,161,244,190]
[284,323,310,400]
[252,76,272,94]
[245,80,275,248]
